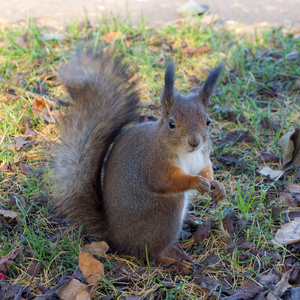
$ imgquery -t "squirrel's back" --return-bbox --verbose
[51,53,139,238]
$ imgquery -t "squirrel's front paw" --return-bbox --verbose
[196,176,211,194]
[210,180,226,202]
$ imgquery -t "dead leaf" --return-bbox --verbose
[0,162,9,172]
[102,32,123,43]
[260,152,280,163]
[192,220,211,243]
[81,241,109,257]
[18,163,32,176]
[23,116,37,139]
[9,193,27,209]
[221,111,246,123]
[266,265,299,299]
[286,183,300,194]
[216,130,251,147]
[0,208,19,221]
[280,126,300,171]
[272,217,300,248]
[79,251,104,284]
[183,45,212,57]
[260,117,282,131]
[279,192,298,207]
[31,97,57,123]
[76,290,91,300]
[56,278,88,300]
[0,247,22,272]
[258,166,282,180]
[228,280,263,299]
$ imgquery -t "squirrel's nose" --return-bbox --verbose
[188,135,200,148]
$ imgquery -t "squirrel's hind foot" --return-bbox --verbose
[156,246,195,275]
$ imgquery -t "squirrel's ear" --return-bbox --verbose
[161,61,175,118]
[199,64,223,107]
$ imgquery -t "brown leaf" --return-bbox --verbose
[229,280,263,299]
[221,111,246,123]
[216,130,251,147]
[18,163,32,176]
[0,162,9,172]
[260,117,282,131]
[31,97,57,123]
[279,192,298,207]
[266,265,299,299]
[23,116,37,139]
[0,247,22,272]
[76,290,91,300]
[260,152,280,163]
[280,126,300,171]
[102,32,123,43]
[81,241,109,257]
[272,217,300,248]
[192,220,211,243]
[286,183,300,194]
[183,45,212,57]
[0,208,19,221]
[9,193,27,209]
[56,278,88,300]
[79,251,104,285]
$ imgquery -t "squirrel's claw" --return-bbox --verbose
[210,180,226,202]
[196,176,211,194]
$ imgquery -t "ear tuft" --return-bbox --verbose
[161,61,175,118]
[200,64,223,107]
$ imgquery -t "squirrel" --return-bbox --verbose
[51,52,226,274]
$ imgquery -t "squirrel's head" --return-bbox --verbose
[160,61,223,153]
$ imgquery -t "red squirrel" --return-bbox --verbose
[52,52,226,273]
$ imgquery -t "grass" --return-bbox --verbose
[0,13,299,299]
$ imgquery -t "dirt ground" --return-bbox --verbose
[1,0,299,29]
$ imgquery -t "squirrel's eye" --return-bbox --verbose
[206,117,211,126]
[169,119,176,129]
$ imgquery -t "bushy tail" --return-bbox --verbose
[51,52,139,238]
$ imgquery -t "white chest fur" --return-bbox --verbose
[177,149,208,223]
[177,149,206,175]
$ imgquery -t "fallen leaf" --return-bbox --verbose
[286,183,300,194]
[0,208,19,221]
[221,111,246,123]
[227,280,263,299]
[266,264,299,299]
[216,130,251,147]
[102,32,123,43]
[76,290,91,300]
[23,116,37,139]
[9,193,27,209]
[260,117,282,131]
[192,220,211,243]
[0,247,22,272]
[272,217,300,248]
[258,166,282,180]
[280,126,300,171]
[183,45,212,57]
[260,152,280,163]
[18,163,32,176]
[283,287,300,300]
[56,278,88,300]
[79,251,104,284]
[31,97,57,123]
[0,284,22,299]
[81,241,109,257]
[279,192,298,207]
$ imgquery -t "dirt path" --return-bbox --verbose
[1,0,299,29]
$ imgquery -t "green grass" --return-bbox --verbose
[0,14,299,299]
